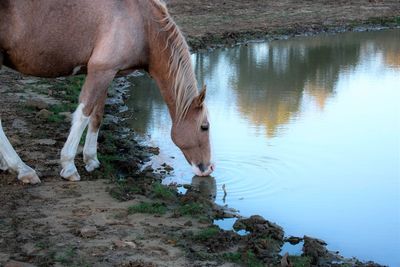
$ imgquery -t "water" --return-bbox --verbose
[125,29,400,266]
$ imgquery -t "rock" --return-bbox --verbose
[4,260,37,267]
[285,236,303,245]
[113,240,137,249]
[36,109,53,120]
[161,163,174,172]
[21,78,39,84]
[280,253,292,267]
[234,215,285,263]
[143,165,154,172]
[35,139,56,146]
[79,226,98,238]
[104,114,119,125]
[302,235,328,265]
[12,119,29,134]
[233,215,284,242]
[0,252,10,263]
[59,112,72,122]
[21,243,38,256]
[146,147,160,155]
[26,98,48,110]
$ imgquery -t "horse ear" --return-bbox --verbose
[196,85,207,107]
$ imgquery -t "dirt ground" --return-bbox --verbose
[1,1,399,266]
[166,0,400,49]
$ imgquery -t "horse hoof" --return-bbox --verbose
[61,172,81,182]
[18,171,41,184]
[85,158,100,172]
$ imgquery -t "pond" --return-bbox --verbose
[125,29,400,266]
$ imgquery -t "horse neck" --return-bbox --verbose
[146,8,198,123]
[148,47,178,120]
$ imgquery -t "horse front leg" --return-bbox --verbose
[60,103,89,181]
[0,119,41,184]
[60,69,115,181]
[83,92,107,172]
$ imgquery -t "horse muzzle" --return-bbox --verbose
[192,162,215,176]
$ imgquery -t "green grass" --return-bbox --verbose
[365,16,400,26]
[152,182,176,200]
[222,251,264,267]
[98,153,123,177]
[109,180,142,200]
[222,252,242,263]
[193,226,219,241]
[54,246,76,265]
[289,256,312,267]
[47,113,64,123]
[128,202,167,215]
[49,102,78,113]
[178,203,205,216]
[44,75,84,123]
[35,241,50,250]
[58,75,85,103]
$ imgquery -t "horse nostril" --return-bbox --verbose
[210,164,215,172]
[197,163,206,173]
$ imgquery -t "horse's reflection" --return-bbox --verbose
[184,176,239,219]
[188,176,217,202]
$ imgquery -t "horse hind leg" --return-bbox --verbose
[0,119,41,184]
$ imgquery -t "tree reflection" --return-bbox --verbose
[194,30,399,137]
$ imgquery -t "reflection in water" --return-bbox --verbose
[193,30,400,137]
[189,176,217,202]
[126,29,400,266]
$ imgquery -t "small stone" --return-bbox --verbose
[143,165,154,172]
[79,226,98,238]
[26,98,48,110]
[4,260,36,267]
[21,243,38,256]
[285,236,303,245]
[59,112,72,122]
[35,139,56,146]
[0,252,10,263]
[113,240,137,249]
[184,220,193,226]
[281,253,291,267]
[12,119,29,133]
[36,109,53,120]
[161,163,174,172]
[183,184,193,190]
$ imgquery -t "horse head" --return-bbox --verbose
[171,86,214,176]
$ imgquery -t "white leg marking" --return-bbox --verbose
[0,119,40,184]
[60,104,89,181]
[83,126,100,172]
[0,151,8,171]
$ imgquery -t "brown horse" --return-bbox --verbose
[0,0,214,184]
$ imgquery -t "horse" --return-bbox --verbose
[0,0,214,184]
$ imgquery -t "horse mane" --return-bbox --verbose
[149,0,205,123]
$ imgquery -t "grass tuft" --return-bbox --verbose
[128,202,167,215]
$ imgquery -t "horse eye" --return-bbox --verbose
[201,123,209,131]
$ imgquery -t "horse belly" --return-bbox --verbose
[5,46,90,77]
[1,0,102,77]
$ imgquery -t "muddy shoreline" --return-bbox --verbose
[1,1,399,266]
